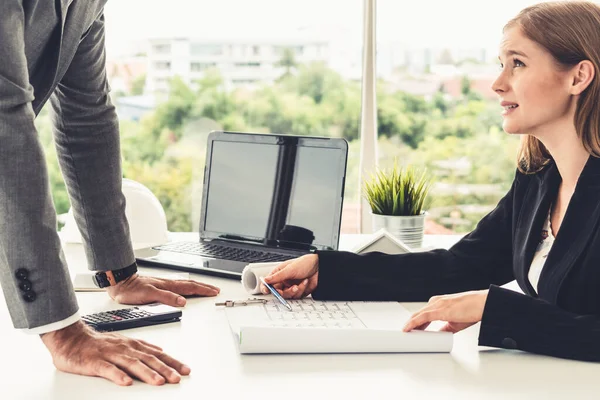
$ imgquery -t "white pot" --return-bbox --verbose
[371,212,426,249]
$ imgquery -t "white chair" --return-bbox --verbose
[60,179,168,249]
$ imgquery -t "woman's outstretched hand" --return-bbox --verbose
[403,290,489,333]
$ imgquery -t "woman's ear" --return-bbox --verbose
[570,60,595,95]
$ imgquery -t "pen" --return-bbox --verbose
[260,277,293,311]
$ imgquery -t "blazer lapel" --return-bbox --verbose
[513,162,561,297]
[537,155,600,303]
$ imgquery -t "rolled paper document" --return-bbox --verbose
[241,262,281,294]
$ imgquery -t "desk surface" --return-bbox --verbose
[1,234,597,400]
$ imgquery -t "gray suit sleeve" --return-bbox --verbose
[0,1,78,329]
[50,13,136,272]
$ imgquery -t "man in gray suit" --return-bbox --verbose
[0,0,221,386]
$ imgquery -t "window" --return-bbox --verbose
[190,44,223,56]
[233,62,261,68]
[231,79,258,84]
[44,0,553,237]
[96,0,362,233]
[154,77,169,88]
[152,43,171,55]
[273,45,304,56]
[191,62,217,72]
[153,61,171,71]
[374,0,547,234]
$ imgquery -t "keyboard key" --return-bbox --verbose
[261,299,367,329]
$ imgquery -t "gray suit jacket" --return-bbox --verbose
[0,0,135,329]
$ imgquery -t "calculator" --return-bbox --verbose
[82,303,182,332]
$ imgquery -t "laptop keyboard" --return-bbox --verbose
[153,241,295,263]
[264,299,366,329]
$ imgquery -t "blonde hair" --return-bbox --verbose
[504,1,600,173]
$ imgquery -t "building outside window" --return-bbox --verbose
[153,61,171,70]
[191,44,223,56]
[152,43,171,54]
[191,62,217,72]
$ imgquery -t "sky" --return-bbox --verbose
[103,0,587,60]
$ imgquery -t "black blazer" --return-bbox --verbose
[313,155,600,362]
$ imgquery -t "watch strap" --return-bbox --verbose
[93,262,138,288]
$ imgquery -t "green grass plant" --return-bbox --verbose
[364,162,432,216]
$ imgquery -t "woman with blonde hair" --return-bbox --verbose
[263,1,600,361]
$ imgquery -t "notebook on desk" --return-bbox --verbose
[224,298,453,354]
[134,131,348,279]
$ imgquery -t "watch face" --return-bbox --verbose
[91,265,137,288]
[92,273,110,288]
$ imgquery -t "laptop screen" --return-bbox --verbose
[201,134,347,251]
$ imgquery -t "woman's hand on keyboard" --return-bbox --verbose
[262,254,319,299]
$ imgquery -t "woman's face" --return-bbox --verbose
[492,26,574,137]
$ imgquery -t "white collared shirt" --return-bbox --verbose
[528,206,555,293]
[20,312,80,335]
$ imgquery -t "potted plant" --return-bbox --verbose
[363,162,433,248]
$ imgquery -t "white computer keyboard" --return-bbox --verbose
[263,298,367,329]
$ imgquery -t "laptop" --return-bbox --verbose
[135,131,348,279]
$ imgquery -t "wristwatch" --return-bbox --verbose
[92,262,138,288]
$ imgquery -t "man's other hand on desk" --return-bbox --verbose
[106,274,220,307]
[41,321,190,386]
[262,254,319,299]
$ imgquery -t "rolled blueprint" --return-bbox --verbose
[241,262,281,294]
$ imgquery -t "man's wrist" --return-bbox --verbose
[92,262,138,288]
[40,320,88,345]
[113,273,138,287]
[22,312,81,335]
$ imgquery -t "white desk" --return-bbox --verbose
[0,234,597,400]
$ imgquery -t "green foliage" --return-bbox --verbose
[130,74,146,96]
[376,87,432,148]
[157,76,197,136]
[292,62,344,105]
[461,75,472,97]
[277,47,298,79]
[37,60,519,233]
[412,129,518,185]
[364,163,432,216]
[124,158,195,231]
[432,91,449,115]
[460,75,483,102]
[377,97,412,139]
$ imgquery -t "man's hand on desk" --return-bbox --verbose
[106,274,220,307]
[41,321,189,386]
[262,254,319,299]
